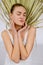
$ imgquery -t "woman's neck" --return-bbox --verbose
[14,23,22,31]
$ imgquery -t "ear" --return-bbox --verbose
[9,13,13,20]
[9,13,14,24]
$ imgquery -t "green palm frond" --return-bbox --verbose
[0,0,43,29]
[40,0,43,2]
[27,1,42,22]
[0,1,9,24]
[31,19,43,25]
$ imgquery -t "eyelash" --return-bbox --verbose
[17,13,26,17]
[17,13,21,15]
[23,14,26,17]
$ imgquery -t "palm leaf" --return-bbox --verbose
[0,1,10,24]
[28,7,42,24]
[40,0,43,2]
[31,19,43,25]
[27,1,42,22]
[0,0,43,29]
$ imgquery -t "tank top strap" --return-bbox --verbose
[7,29,28,45]
[23,30,28,45]
[7,30,14,44]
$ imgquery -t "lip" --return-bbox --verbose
[19,20,24,22]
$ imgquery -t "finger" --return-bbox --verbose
[25,22,27,26]
[27,25,30,29]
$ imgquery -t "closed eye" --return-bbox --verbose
[16,11,21,15]
[23,14,26,17]
[23,12,26,17]
[17,13,21,15]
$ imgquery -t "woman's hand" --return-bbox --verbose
[18,23,27,34]
[10,21,17,34]
[18,23,30,34]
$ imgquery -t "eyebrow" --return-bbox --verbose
[17,11,26,14]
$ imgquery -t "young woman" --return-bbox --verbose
[1,3,36,65]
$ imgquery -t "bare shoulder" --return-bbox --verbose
[1,29,13,39]
[29,26,36,32]
[1,30,8,37]
[1,29,12,35]
[27,26,36,39]
[27,26,36,36]
[1,29,11,38]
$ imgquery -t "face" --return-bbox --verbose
[11,6,26,26]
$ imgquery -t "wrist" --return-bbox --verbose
[18,31,20,36]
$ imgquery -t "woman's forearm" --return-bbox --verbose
[18,33,28,60]
[11,32,20,63]
[18,27,36,60]
[25,27,36,56]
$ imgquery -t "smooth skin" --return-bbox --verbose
[1,6,36,63]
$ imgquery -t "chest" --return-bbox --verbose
[7,29,28,45]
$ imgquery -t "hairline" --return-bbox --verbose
[10,4,26,13]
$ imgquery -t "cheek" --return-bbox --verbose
[13,17,19,24]
[23,16,26,21]
[14,15,19,20]
[24,17,26,21]
[13,15,18,21]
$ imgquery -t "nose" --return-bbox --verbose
[20,14,24,20]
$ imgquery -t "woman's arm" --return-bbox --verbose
[11,32,20,63]
[18,26,36,60]
[18,32,28,60]
[25,26,36,55]
[1,30,20,63]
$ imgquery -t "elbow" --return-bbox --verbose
[11,54,20,63]
[23,54,30,60]
[21,56,28,60]
[8,52,20,63]
[8,50,20,63]
[21,53,29,60]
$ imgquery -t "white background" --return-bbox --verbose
[0,0,43,65]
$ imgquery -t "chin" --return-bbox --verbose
[15,22,25,26]
[19,24,24,26]
[16,20,25,25]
